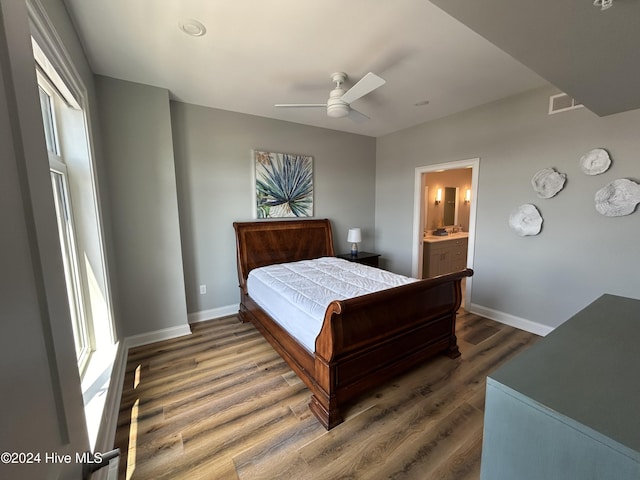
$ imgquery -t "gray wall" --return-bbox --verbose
[376,85,640,329]
[95,76,188,337]
[170,102,377,314]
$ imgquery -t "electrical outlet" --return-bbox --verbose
[199,284,206,295]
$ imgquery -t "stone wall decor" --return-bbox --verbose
[531,167,567,198]
[594,179,640,216]
[509,204,543,236]
[579,148,611,175]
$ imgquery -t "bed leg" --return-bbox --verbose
[309,395,343,430]
[447,335,461,358]
[237,304,250,323]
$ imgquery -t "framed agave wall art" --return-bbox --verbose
[254,150,314,218]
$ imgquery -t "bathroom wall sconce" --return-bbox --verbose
[464,189,471,204]
[347,228,362,256]
[435,188,442,205]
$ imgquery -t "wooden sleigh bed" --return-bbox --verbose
[233,218,473,430]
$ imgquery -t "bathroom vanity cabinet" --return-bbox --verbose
[422,234,468,278]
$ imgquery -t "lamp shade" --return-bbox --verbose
[347,228,362,243]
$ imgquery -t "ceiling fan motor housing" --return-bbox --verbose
[327,87,349,118]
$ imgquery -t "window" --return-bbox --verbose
[50,168,92,367]
[38,85,57,154]
[33,34,118,444]
[31,12,116,452]
[38,67,94,372]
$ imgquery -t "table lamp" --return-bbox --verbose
[347,228,362,256]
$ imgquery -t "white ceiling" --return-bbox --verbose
[64,0,547,138]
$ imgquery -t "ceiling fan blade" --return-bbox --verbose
[274,103,326,108]
[340,72,385,104]
[348,108,370,123]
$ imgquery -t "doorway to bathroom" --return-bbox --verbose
[411,158,479,310]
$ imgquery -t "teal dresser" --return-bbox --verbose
[480,294,640,480]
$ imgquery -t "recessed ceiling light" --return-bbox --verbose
[414,100,430,107]
[179,19,207,37]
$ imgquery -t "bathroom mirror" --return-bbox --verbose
[443,187,458,226]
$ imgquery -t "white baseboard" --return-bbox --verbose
[124,323,192,349]
[188,304,239,324]
[468,303,554,337]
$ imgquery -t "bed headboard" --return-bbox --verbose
[233,219,335,289]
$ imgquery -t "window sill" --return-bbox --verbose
[81,342,118,450]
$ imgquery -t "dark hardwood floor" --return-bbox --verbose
[115,309,538,479]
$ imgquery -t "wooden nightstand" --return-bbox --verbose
[337,252,381,268]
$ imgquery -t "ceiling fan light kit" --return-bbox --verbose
[327,74,349,118]
[275,71,385,122]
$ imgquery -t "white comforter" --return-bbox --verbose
[247,257,416,352]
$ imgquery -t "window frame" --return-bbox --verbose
[37,66,95,373]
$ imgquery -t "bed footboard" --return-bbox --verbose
[310,268,473,429]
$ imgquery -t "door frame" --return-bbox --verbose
[412,158,479,308]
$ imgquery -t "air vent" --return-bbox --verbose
[548,93,583,115]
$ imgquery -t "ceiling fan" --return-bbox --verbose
[275,72,386,123]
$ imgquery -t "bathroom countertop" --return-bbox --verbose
[423,232,469,243]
